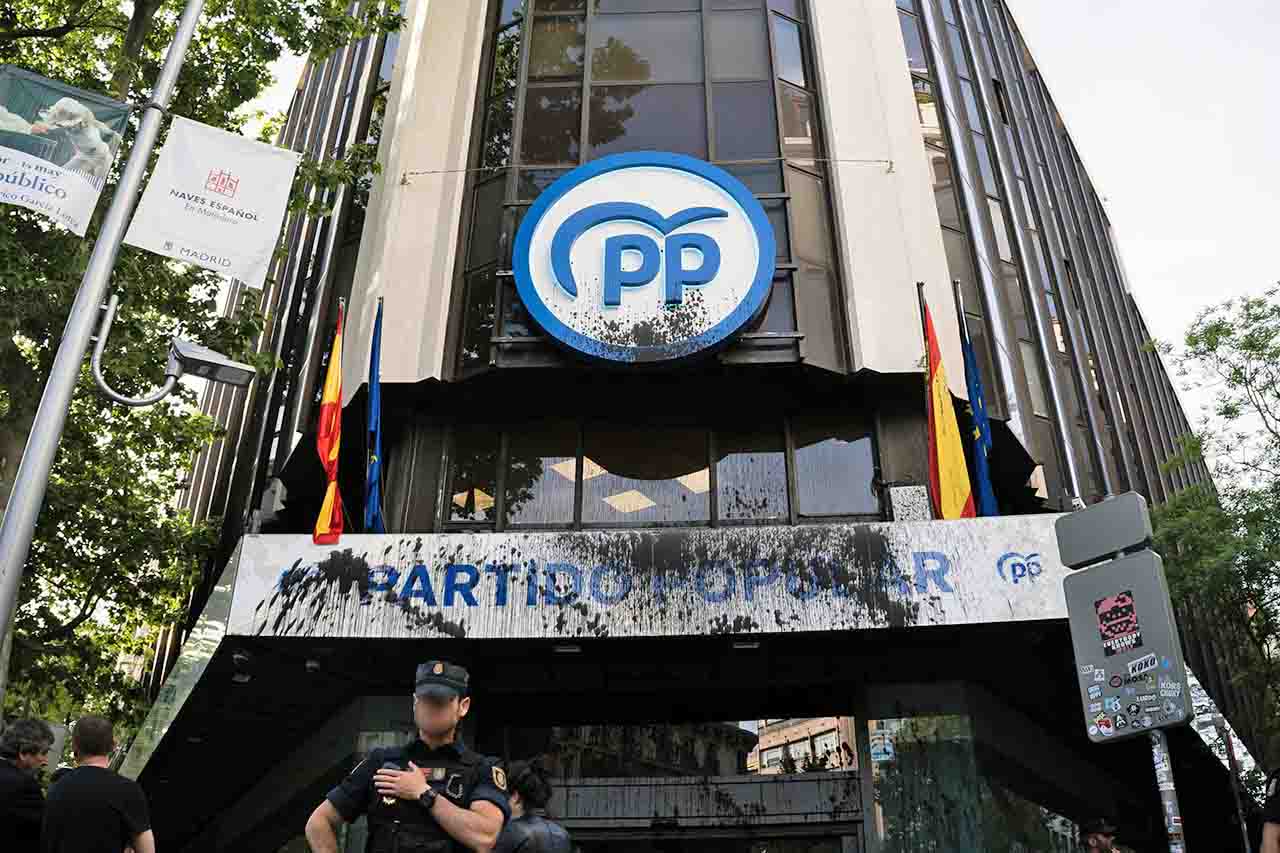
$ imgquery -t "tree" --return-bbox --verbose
[0,0,398,724]
[1151,284,1280,766]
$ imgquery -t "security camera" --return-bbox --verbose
[169,338,257,387]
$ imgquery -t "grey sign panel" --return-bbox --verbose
[1055,491,1152,569]
[1064,550,1191,744]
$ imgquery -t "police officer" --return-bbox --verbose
[1263,767,1280,853]
[305,661,510,853]
[493,760,571,853]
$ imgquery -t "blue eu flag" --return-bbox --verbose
[364,298,386,534]
[962,331,1000,517]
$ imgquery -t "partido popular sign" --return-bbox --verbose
[513,152,776,363]
[225,517,1071,641]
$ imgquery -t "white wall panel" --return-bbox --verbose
[809,0,967,398]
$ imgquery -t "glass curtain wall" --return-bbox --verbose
[456,0,846,374]
[894,0,1001,417]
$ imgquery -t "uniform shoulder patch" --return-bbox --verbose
[492,765,507,791]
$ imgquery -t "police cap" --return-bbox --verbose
[415,660,469,700]
[1080,817,1118,835]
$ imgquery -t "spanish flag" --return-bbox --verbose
[313,303,345,544]
[922,299,976,520]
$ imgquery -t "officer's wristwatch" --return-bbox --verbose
[419,786,438,811]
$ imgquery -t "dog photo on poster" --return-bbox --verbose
[1095,589,1143,656]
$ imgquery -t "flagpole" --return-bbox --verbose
[0,0,208,707]
[915,281,934,519]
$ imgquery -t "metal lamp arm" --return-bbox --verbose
[91,293,183,407]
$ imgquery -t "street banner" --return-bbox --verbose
[124,116,300,288]
[0,65,129,235]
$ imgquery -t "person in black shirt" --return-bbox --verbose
[42,715,153,853]
[1262,768,1280,853]
[305,660,509,853]
[493,759,571,853]
[0,717,54,849]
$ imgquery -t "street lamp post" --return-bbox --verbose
[0,0,208,708]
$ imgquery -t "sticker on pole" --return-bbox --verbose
[512,151,775,364]
[1064,551,1192,744]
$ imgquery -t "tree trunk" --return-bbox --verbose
[109,0,166,101]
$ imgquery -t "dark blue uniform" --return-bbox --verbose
[327,738,509,853]
[493,809,572,853]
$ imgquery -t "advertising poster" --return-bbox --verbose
[0,65,129,235]
[124,116,301,288]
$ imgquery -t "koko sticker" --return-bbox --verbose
[1095,589,1142,656]
[1128,653,1158,677]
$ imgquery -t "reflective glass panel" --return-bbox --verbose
[897,11,928,77]
[772,14,807,88]
[449,425,499,522]
[764,199,790,261]
[948,24,969,76]
[778,83,819,169]
[492,24,523,95]
[787,167,831,265]
[505,420,577,526]
[913,78,943,147]
[468,176,506,268]
[989,199,1014,262]
[768,0,802,19]
[500,0,527,26]
[582,423,709,524]
[720,161,783,193]
[517,168,570,200]
[501,280,534,337]
[712,0,761,8]
[929,147,962,231]
[589,84,707,159]
[521,86,582,164]
[973,133,998,196]
[896,0,916,10]
[596,0,699,11]
[461,269,497,370]
[481,91,515,169]
[1021,340,1050,417]
[590,13,703,83]
[709,11,770,80]
[528,17,586,81]
[943,228,981,312]
[714,81,779,161]
[960,79,983,131]
[792,414,879,516]
[759,273,796,333]
[378,31,400,84]
[716,424,788,520]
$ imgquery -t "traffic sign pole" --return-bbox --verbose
[1150,730,1187,852]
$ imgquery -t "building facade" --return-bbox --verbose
[129,1,1264,852]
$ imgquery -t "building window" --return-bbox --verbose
[791,413,879,518]
[581,421,710,525]
[762,746,783,768]
[440,410,881,530]
[715,423,788,521]
[454,0,841,373]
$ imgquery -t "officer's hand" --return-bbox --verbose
[373,761,429,801]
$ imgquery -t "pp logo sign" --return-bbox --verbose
[513,152,775,363]
[997,552,1042,584]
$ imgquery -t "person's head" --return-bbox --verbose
[72,715,115,761]
[1080,818,1118,851]
[506,759,553,818]
[0,718,55,771]
[412,661,471,741]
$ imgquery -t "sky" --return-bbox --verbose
[240,2,1280,423]
[1008,0,1280,422]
